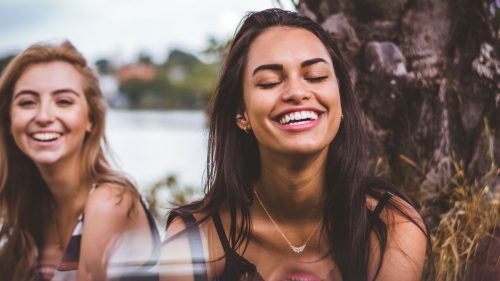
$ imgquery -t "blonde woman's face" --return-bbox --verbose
[10,61,92,167]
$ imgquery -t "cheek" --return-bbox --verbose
[318,84,341,112]
[66,106,91,129]
[9,109,27,136]
[244,93,273,123]
[9,118,28,152]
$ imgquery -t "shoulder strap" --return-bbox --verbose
[212,212,232,254]
[179,213,208,281]
[372,191,394,220]
[212,212,257,278]
[141,199,162,267]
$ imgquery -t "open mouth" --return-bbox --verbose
[278,110,320,126]
[31,132,63,142]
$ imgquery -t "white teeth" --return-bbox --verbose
[279,111,319,125]
[32,132,62,141]
[294,112,301,120]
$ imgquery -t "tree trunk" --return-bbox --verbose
[292,0,499,279]
[294,0,498,200]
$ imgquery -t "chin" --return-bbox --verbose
[282,142,329,156]
[27,153,63,166]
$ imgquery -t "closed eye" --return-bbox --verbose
[17,100,36,107]
[57,99,74,106]
[306,76,328,82]
[257,81,282,89]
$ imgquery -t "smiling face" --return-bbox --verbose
[241,26,342,157]
[9,61,92,167]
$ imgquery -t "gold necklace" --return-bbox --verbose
[253,190,322,254]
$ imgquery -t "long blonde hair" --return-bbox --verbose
[0,41,138,280]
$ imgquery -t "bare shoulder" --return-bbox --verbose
[366,192,428,281]
[164,211,208,237]
[366,192,426,229]
[161,211,225,281]
[85,183,140,220]
[79,183,146,280]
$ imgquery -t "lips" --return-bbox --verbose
[31,132,63,142]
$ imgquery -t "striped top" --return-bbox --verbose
[37,214,83,281]
[37,198,160,281]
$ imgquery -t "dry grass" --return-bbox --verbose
[429,165,498,281]
[400,120,499,281]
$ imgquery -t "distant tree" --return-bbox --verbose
[95,58,113,75]
[202,36,230,63]
[118,44,222,109]
[164,49,200,68]
[138,52,154,65]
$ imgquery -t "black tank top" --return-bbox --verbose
[175,191,393,281]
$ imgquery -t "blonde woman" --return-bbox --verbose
[0,41,159,280]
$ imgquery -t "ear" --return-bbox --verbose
[236,111,251,132]
[86,120,93,133]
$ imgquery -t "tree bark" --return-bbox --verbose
[294,1,499,279]
[294,0,499,195]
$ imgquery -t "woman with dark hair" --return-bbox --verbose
[0,41,160,280]
[162,8,430,281]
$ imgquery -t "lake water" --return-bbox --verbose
[105,109,207,193]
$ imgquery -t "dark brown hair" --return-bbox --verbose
[169,8,432,280]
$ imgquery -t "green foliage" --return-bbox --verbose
[142,174,202,226]
[138,52,153,65]
[119,77,171,108]
[201,37,230,63]
[165,49,200,68]
[118,46,222,109]
[95,58,113,75]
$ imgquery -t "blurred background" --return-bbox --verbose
[0,0,295,203]
[1,1,499,280]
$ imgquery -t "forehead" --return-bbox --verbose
[14,61,83,93]
[246,26,332,71]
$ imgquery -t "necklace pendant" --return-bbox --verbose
[291,245,306,253]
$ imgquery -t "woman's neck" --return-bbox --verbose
[256,149,327,222]
[37,153,90,212]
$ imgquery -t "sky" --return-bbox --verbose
[0,0,296,63]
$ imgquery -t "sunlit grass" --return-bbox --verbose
[429,166,498,280]
[401,119,499,280]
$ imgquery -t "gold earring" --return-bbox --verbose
[341,113,344,121]
[236,113,251,133]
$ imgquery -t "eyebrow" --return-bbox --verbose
[252,57,329,76]
[301,58,328,68]
[13,88,81,100]
[252,64,283,76]
[13,90,37,100]
[53,88,81,97]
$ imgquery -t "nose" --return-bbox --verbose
[34,102,55,126]
[281,75,311,104]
